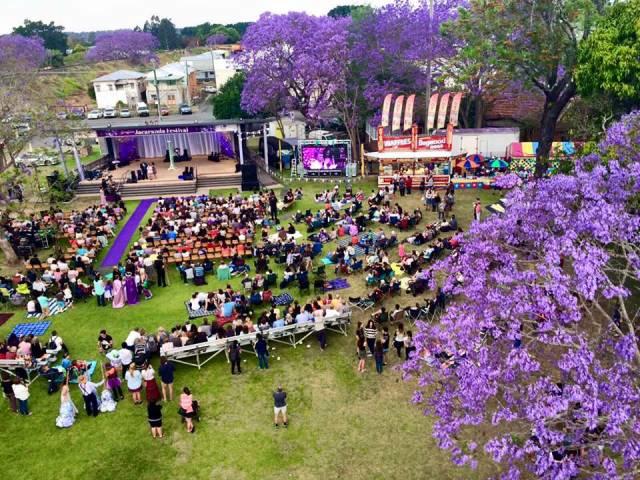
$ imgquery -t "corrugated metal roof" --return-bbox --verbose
[93,70,145,82]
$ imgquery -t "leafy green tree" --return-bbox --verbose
[576,0,640,103]
[209,26,240,43]
[13,19,68,53]
[328,5,366,18]
[212,73,248,120]
[143,15,180,50]
[447,0,605,176]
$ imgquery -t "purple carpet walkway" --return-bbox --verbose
[101,198,155,268]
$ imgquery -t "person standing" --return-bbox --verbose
[78,375,103,417]
[93,273,106,307]
[374,340,385,374]
[147,400,163,438]
[125,363,143,404]
[315,312,327,351]
[229,340,242,375]
[153,256,167,288]
[473,198,482,222]
[159,357,175,402]
[269,191,278,222]
[12,378,30,415]
[393,323,406,359]
[255,334,269,370]
[179,387,195,433]
[119,342,133,379]
[142,363,161,403]
[364,319,377,356]
[56,384,78,428]
[405,175,412,195]
[356,332,367,373]
[1,372,17,413]
[273,386,288,428]
[105,363,124,401]
[405,331,416,360]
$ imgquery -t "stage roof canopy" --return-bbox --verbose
[365,150,460,160]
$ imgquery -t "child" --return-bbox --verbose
[104,281,113,302]
[99,389,117,413]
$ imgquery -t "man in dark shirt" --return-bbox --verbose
[255,334,269,370]
[97,330,113,353]
[273,385,287,428]
[269,192,278,222]
[154,256,167,288]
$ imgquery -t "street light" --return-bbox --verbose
[150,58,162,123]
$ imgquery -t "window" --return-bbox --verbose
[168,94,175,101]
[95,84,101,92]
[108,84,113,91]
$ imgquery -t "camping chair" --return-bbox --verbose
[264,272,277,288]
[348,296,374,312]
[313,277,326,292]
[312,265,326,278]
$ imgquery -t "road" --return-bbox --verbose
[81,100,214,129]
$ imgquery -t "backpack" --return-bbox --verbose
[48,336,58,350]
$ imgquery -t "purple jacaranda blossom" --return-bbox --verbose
[85,30,158,64]
[404,111,640,478]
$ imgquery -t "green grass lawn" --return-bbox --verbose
[0,182,501,479]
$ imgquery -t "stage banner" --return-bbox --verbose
[381,94,393,128]
[449,92,463,127]
[96,125,217,138]
[391,95,404,132]
[403,94,415,132]
[427,94,439,130]
[436,93,450,130]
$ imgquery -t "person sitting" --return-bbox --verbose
[181,149,191,162]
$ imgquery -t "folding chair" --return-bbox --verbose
[348,296,375,311]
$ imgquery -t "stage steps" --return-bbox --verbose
[76,180,198,198]
[196,174,242,190]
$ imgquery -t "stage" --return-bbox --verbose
[76,156,242,198]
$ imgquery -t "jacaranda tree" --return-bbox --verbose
[239,12,349,121]
[406,111,640,479]
[85,30,158,64]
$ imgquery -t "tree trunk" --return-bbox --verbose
[474,96,484,129]
[0,235,19,266]
[535,78,576,178]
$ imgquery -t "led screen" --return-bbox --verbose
[301,145,348,170]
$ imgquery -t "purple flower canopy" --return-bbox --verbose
[85,30,158,63]
[0,34,47,69]
[406,111,640,479]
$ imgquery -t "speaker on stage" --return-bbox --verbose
[241,164,259,191]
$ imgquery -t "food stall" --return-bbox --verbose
[507,142,578,172]
[366,124,462,189]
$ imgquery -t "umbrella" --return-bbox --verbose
[457,157,479,169]
[489,158,508,169]
[466,153,484,164]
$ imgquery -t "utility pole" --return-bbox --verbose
[151,59,162,123]
[425,0,434,135]
[263,123,269,172]
[184,61,191,106]
[54,135,69,177]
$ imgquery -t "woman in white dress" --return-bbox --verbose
[56,384,78,428]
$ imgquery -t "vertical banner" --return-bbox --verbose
[391,95,404,133]
[377,126,385,151]
[426,94,439,130]
[381,94,393,128]
[449,92,463,127]
[436,93,450,130]
[403,94,415,132]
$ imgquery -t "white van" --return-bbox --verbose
[308,130,336,141]
[137,102,150,117]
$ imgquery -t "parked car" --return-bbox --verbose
[87,109,103,120]
[103,107,116,118]
[55,111,68,120]
[203,85,217,94]
[179,104,193,115]
[137,102,150,117]
[69,108,85,119]
[15,152,59,167]
[119,108,131,118]
[160,106,170,116]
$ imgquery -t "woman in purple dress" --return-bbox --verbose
[124,272,139,305]
[112,274,126,309]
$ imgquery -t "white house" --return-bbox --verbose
[92,70,147,109]
[213,57,241,90]
[180,50,227,81]
[146,63,197,107]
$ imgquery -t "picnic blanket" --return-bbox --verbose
[321,257,335,265]
[11,321,52,337]
[26,298,68,319]
[185,302,212,320]
[391,263,404,276]
[325,278,351,291]
[272,292,294,307]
